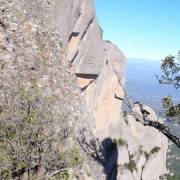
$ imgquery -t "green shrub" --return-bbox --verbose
[151,146,160,155]
[124,160,137,173]
[117,138,127,147]
[53,169,73,180]
[124,153,137,172]
[0,86,79,179]
[144,146,160,161]
[144,151,150,160]
[69,147,84,167]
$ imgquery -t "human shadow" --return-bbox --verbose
[101,138,118,180]
[77,136,118,180]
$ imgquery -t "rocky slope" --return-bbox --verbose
[0,0,104,179]
[53,1,168,179]
[0,0,168,179]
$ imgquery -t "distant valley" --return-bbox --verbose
[126,58,180,114]
[125,58,180,176]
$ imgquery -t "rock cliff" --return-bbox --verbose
[52,0,168,179]
[54,0,126,141]
[0,0,168,179]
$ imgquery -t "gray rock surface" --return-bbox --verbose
[52,0,168,179]
[117,105,168,180]
[55,0,104,74]
[0,0,104,179]
[0,0,168,179]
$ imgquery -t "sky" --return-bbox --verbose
[94,0,180,60]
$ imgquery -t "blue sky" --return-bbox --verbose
[94,0,180,60]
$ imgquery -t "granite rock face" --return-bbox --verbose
[0,0,104,179]
[54,0,104,74]
[0,0,168,179]
[54,0,127,141]
[117,105,168,180]
[52,0,168,179]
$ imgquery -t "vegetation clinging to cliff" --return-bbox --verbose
[158,51,180,123]
[0,82,84,179]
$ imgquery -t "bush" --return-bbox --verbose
[117,138,127,147]
[167,174,180,180]
[144,151,150,161]
[124,154,137,172]
[143,146,160,161]
[52,169,74,180]
[0,84,79,179]
[151,146,160,155]
[160,174,180,180]
[69,147,84,167]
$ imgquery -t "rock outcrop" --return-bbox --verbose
[0,0,104,179]
[0,0,168,179]
[52,0,168,179]
[54,0,126,141]
[117,105,168,180]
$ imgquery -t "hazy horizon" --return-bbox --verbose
[128,57,162,61]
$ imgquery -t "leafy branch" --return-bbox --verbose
[115,70,180,148]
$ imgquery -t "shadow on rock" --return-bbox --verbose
[77,135,118,180]
[101,138,118,180]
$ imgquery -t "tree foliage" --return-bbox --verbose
[115,63,180,148]
[159,51,180,123]
[159,52,180,89]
